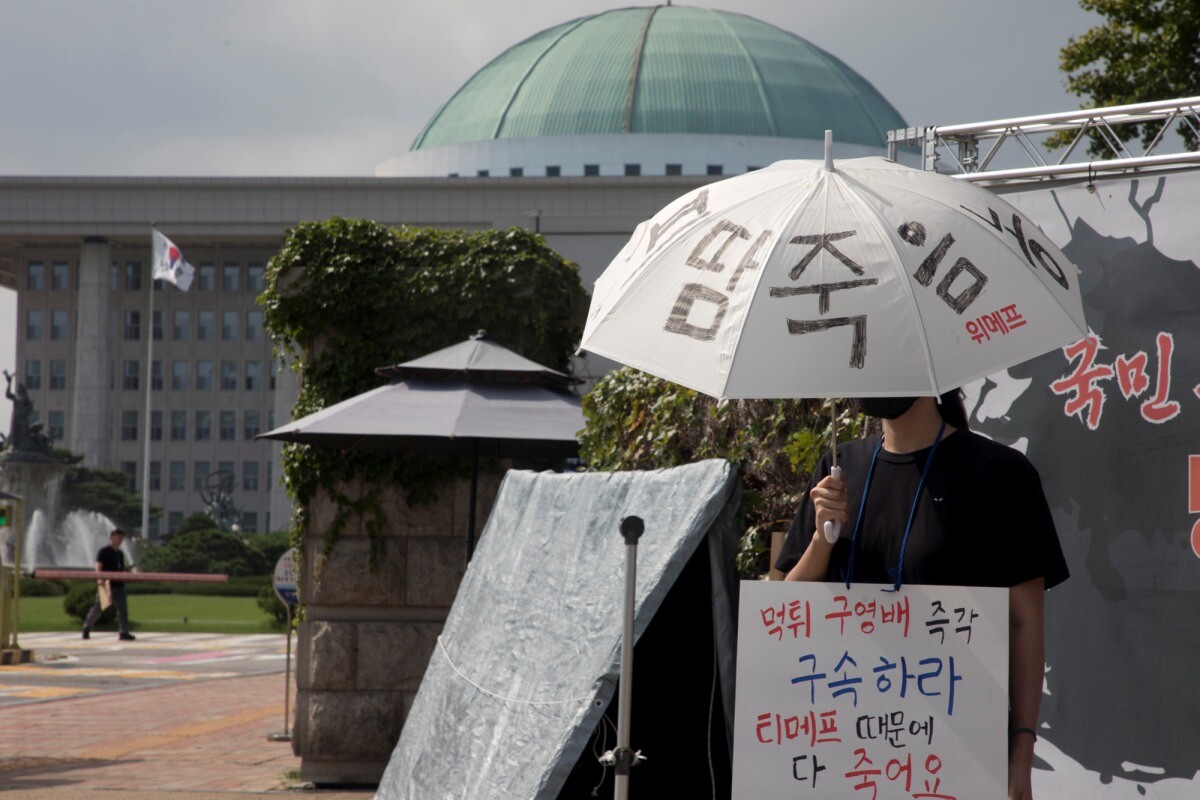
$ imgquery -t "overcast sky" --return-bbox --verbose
[0,0,1100,427]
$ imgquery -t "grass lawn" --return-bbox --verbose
[17,594,283,634]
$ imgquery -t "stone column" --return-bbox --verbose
[69,237,112,467]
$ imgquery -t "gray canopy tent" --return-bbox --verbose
[259,331,584,556]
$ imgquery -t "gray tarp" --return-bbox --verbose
[375,459,741,800]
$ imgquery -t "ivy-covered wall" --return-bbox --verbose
[262,217,588,564]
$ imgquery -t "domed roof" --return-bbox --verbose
[411,5,905,152]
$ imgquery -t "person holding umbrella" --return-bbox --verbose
[775,392,1068,800]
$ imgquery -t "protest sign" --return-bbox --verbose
[733,581,1009,799]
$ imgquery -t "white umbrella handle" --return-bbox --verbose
[822,465,843,543]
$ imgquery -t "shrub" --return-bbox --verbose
[257,583,289,627]
[135,529,267,577]
[19,578,67,597]
[63,583,114,625]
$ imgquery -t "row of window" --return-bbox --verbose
[118,309,264,343]
[23,359,275,394]
[26,261,265,294]
[121,459,272,493]
[118,408,274,443]
[462,164,750,178]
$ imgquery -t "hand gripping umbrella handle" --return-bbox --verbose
[822,465,843,544]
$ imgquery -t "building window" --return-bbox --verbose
[194,460,210,491]
[48,410,65,442]
[152,310,163,341]
[121,410,138,441]
[509,167,524,177]
[168,511,184,533]
[123,310,140,341]
[122,360,140,391]
[169,462,186,491]
[25,310,43,340]
[151,361,163,391]
[173,311,189,341]
[110,262,119,291]
[222,264,239,292]
[24,360,41,391]
[120,461,138,492]
[50,310,68,341]
[150,410,163,441]
[198,263,215,291]
[242,512,259,533]
[625,163,641,176]
[27,262,45,291]
[243,460,259,492]
[245,311,263,342]
[171,360,189,391]
[707,164,723,176]
[197,311,214,341]
[49,360,67,391]
[149,461,161,491]
[220,360,237,391]
[247,264,264,293]
[666,163,683,176]
[222,311,238,341]
[52,262,69,291]
[245,360,261,391]
[545,165,560,177]
[584,164,600,176]
[747,165,762,172]
[195,360,213,391]
[476,169,489,177]
[125,262,142,291]
[219,410,236,441]
[269,360,277,391]
[243,410,261,440]
[267,409,274,430]
[170,410,187,441]
[194,410,212,441]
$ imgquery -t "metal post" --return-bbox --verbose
[268,603,293,742]
[141,243,156,540]
[613,515,645,800]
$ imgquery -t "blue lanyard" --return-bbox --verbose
[843,419,946,592]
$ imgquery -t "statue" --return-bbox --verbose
[199,469,241,532]
[2,370,54,461]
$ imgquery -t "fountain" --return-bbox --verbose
[0,370,125,571]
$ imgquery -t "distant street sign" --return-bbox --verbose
[273,550,298,608]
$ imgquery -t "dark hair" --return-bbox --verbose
[936,389,970,431]
[110,528,126,538]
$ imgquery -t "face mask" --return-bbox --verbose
[857,396,918,419]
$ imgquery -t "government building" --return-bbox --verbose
[0,5,906,537]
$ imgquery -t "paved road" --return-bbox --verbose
[1,631,292,707]
[0,633,373,798]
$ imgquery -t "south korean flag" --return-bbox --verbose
[151,229,195,292]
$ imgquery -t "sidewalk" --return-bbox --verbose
[0,669,373,798]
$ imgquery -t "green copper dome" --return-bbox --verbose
[411,5,905,151]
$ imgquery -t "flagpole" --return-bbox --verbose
[140,226,156,540]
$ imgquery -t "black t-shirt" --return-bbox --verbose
[96,544,127,588]
[775,430,1069,589]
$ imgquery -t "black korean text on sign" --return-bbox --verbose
[663,215,772,342]
[897,221,988,315]
[768,230,878,369]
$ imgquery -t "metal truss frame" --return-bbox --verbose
[888,96,1200,185]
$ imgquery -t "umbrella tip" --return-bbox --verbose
[471,329,490,341]
[824,130,834,171]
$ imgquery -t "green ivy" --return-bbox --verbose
[579,367,867,578]
[261,218,588,569]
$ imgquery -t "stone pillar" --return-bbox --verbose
[292,470,501,785]
[69,237,112,467]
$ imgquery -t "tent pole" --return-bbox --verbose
[467,440,479,561]
[613,515,645,800]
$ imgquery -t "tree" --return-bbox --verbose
[1050,1,1200,154]
[55,449,160,532]
[578,367,868,577]
[137,528,268,577]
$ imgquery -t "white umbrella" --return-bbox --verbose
[580,141,1086,399]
